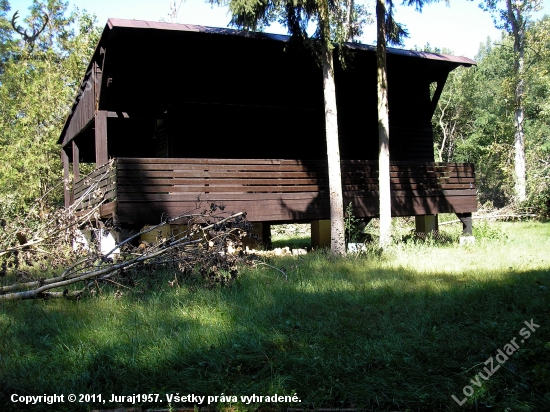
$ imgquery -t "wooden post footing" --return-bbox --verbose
[311,220,331,249]
[242,222,271,250]
[415,214,439,235]
[456,213,473,235]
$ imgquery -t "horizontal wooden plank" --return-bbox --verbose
[117,177,324,186]
[77,158,477,223]
[117,170,321,179]
[115,178,473,191]
[74,179,117,198]
[117,157,474,168]
[100,202,117,217]
[116,163,327,172]
[118,158,284,165]
[117,185,325,193]
[116,164,475,176]
[116,189,476,202]
[116,183,476,195]
[116,163,473,173]
[114,194,476,222]
[115,171,474,183]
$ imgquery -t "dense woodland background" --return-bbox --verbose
[0,0,548,219]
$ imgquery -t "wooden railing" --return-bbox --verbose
[72,161,117,212]
[71,158,476,223]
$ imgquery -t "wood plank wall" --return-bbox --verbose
[62,62,98,145]
[103,158,477,224]
[72,162,117,212]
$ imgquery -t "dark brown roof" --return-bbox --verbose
[105,18,476,66]
[58,18,475,146]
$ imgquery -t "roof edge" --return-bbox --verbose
[105,18,476,66]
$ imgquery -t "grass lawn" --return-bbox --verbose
[1,220,550,411]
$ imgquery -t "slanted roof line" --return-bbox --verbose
[105,18,476,66]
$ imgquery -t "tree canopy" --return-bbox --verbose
[0,0,100,217]
[431,14,550,215]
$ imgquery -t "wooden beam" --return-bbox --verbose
[61,148,71,208]
[61,116,95,148]
[456,212,473,235]
[94,61,102,111]
[72,141,80,181]
[107,111,130,118]
[95,110,108,167]
[415,214,438,234]
[427,72,450,120]
[311,220,331,249]
[242,222,272,250]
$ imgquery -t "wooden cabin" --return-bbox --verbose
[58,19,477,245]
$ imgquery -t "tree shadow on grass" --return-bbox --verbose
[1,263,550,411]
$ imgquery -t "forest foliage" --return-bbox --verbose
[430,14,550,215]
[0,0,100,218]
[0,0,548,218]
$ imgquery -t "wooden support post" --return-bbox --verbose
[415,214,438,234]
[456,212,475,245]
[61,148,71,208]
[260,222,272,249]
[72,141,80,181]
[311,220,331,249]
[456,213,473,235]
[95,110,108,167]
[242,222,271,250]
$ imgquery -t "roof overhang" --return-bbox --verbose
[58,18,476,146]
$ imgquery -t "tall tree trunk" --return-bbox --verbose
[322,43,346,255]
[319,0,346,255]
[507,0,526,202]
[376,0,391,248]
[513,55,526,202]
[345,0,355,40]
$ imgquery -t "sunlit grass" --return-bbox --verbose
[0,221,549,411]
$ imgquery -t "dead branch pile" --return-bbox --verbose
[0,206,255,301]
[1,182,256,301]
[0,162,116,272]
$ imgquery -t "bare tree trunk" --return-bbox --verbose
[318,0,346,255]
[506,0,527,202]
[438,113,447,163]
[437,89,454,163]
[322,42,346,255]
[377,0,391,248]
[345,0,355,40]
[513,53,526,202]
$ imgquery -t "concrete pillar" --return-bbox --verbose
[456,212,475,245]
[415,214,438,234]
[311,219,331,249]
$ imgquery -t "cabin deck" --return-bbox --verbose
[71,158,476,225]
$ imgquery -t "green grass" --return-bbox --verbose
[271,224,311,250]
[1,221,550,411]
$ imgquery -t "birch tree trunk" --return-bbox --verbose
[319,3,346,255]
[376,0,391,248]
[322,44,346,255]
[506,0,527,202]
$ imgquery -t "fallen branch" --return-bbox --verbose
[439,213,538,226]
[0,207,253,301]
[0,163,113,260]
[253,261,288,280]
